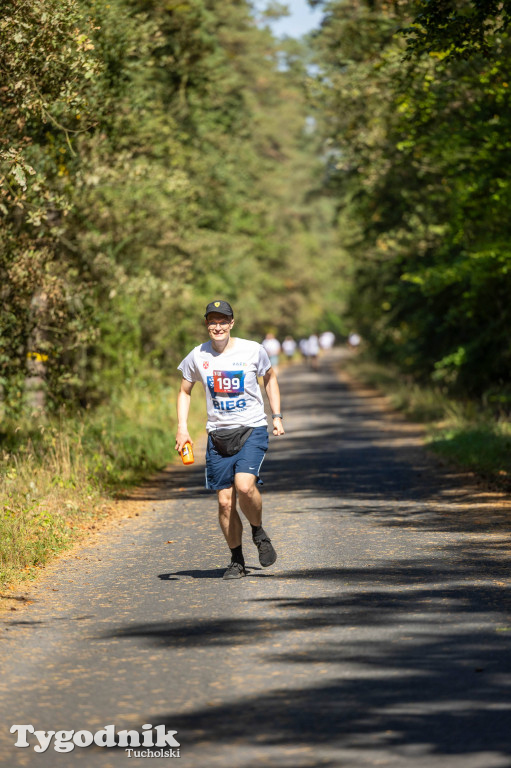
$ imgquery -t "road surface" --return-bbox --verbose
[1,349,511,768]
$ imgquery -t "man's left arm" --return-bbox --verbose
[263,367,285,436]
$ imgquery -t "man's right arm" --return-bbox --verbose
[175,378,195,453]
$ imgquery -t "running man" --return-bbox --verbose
[175,300,285,579]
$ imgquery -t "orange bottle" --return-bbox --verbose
[181,441,195,465]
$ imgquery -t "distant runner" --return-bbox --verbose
[262,332,281,373]
[348,332,361,351]
[282,335,297,360]
[175,300,285,580]
[308,333,320,370]
[319,330,335,351]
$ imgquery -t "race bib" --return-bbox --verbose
[212,370,245,395]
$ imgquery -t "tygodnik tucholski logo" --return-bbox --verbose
[10,723,181,758]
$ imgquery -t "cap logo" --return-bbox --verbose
[214,302,220,307]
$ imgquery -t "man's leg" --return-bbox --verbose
[217,486,246,579]
[233,472,262,526]
[235,473,277,567]
[217,486,242,547]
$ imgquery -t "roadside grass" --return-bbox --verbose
[342,355,511,488]
[0,376,205,590]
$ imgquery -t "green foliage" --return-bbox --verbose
[430,423,511,484]
[402,0,511,60]
[0,0,100,411]
[1,0,344,417]
[0,371,205,586]
[311,0,511,400]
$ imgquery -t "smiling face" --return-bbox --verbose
[205,312,234,345]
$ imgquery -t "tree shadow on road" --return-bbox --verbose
[101,355,511,764]
[102,555,511,763]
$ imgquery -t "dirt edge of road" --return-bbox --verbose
[336,360,511,500]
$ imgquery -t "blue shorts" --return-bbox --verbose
[205,426,269,491]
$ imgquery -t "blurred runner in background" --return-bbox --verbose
[299,337,310,363]
[308,333,320,370]
[319,330,335,352]
[282,335,297,361]
[348,332,361,351]
[262,332,281,374]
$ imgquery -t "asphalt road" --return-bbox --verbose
[1,349,511,768]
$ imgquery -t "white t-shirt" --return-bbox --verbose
[282,338,296,357]
[319,331,335,350]
[178,338,271,432]
[308,334,320,355]
[262,337,281,357]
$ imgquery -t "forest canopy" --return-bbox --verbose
[309,0,511,400]
[0,0,343,415]
[1,0,510,417]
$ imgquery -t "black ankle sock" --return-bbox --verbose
[251,524,263,538]
[230,545,244,565]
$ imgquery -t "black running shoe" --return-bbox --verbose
[223,561,247,580]
[252,530,277,567]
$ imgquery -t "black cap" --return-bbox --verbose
[204,300,234,318]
